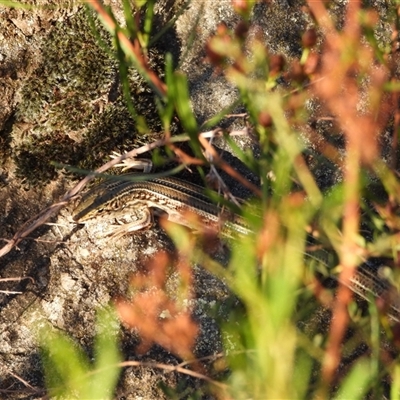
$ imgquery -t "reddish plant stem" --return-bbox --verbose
[89,0,167,97]
[308,0,366,395]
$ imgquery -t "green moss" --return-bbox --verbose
[13,5,179,185]
[16,134,81,184]
[16,8,115,125]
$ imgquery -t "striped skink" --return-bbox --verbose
[73,173,400,322]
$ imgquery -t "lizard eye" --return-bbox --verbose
[95,207,104,215]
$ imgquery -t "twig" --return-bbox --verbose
[0,290,23,294]
[0,276,35,294]
[0,276,34,283]
[225,113,248,118]
[2,364,39,392]
[198,134,262,197]
[118,360,228,389]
